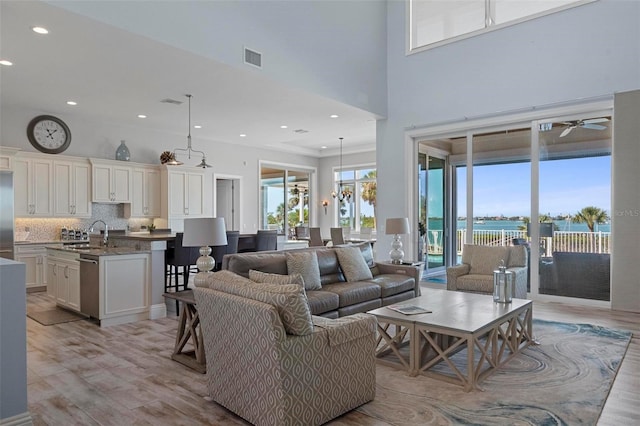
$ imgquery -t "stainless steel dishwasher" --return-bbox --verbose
[79,255,99,318]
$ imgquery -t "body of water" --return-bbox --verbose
[426,219,610,233]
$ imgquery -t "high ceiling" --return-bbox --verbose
[0,1,378,158]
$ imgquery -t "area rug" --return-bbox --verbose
[356,319,632,425]
[27,308,87,326]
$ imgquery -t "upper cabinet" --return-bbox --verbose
[13,154,53,217]
[161,167,209,220]
[124,166,161,218]
[90,159,131,203]
[53,159,92,217]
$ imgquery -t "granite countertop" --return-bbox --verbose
[47,244,149,257]
[15,239,90,246]
[106,232,176,241]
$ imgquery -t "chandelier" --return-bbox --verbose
[331,137,352,202]
[166,94,211,168]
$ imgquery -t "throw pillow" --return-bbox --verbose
[469,246,509,276]
[207,270,313,336]
[249,269,305,287]
[285,251,322,290]
[335,246,373,282]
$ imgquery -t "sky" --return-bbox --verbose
[456,156,611,218]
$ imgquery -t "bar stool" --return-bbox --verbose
[165,233,199,314]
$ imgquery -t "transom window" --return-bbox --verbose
[409,0,595,52]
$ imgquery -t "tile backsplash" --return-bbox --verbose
[15,204,155,242]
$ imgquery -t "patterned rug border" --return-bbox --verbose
[357,318,632,426]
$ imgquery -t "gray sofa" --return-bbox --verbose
[221,242,421,318]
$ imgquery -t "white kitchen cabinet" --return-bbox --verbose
[125,166,161,218]
[88,253,150,326]
[91,159,131,203]
[47,249,80,312]
[53,159,92,217]
[162,167,206,219]
[13,155,53,217]
[15,244,56,290]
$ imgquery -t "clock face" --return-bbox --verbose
[27,115,71,154]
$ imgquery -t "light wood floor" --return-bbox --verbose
[24,291,639,425]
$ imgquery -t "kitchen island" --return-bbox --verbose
[48,244,152,326]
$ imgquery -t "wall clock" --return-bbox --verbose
[26,115,72,154]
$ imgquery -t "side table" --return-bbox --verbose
[162,290,206,373]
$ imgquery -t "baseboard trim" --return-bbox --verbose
[149,303,167,320]
[0,412,33,426]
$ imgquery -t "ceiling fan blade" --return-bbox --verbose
[559,127,573,137]
[583,117,610,125]
[581,123,607,130]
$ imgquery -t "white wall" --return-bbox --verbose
[380,0,639,308]
[612,90,640,312]
[50,0,388,117]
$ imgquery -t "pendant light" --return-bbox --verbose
[168,94,211,168]
[331,137,352,202]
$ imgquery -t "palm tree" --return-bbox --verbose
[360,170,377,228]
[572,206,609,232]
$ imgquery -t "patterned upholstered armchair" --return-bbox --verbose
[446,244,528,299]
[194,270,377,426]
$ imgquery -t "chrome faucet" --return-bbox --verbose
[89,220,109,246]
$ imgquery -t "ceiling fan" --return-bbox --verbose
[559,117,609,138]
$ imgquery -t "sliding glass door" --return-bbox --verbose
[260,165,312,238]
[415,109,612,303]
[418,148,448,277]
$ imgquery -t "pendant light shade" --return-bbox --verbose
[168,94,210,168]
[331,137,352,202]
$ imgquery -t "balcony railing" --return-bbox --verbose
[425,229,611,257]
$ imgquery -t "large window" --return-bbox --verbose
[409,0,595,51]
[260,165,312,238]
[334,167,377,232]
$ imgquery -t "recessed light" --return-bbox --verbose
[321,146,327,149]
[137,114,147,119]
[0,60,13,66]
[32,26,49,34]
[194,125,202,129]
[330,114,339,118]
[280,125,288,129]
[66,101,77,106]
[239,134,247,137]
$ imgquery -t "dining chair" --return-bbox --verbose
[330,227,345,245]
[308,227,324,247]
[255,230,278,251]
[295,226,309,240]
[211,230,241,271]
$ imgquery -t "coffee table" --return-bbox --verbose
[368,288,533,391]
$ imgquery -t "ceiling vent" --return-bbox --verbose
[294,129,309,134]
[161,98,183,105]
[244,47,262,68]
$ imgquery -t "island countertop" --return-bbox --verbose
[47,244,149,258]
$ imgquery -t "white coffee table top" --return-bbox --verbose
[369,287,531,334]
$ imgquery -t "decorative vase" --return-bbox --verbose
[115,140,130,161]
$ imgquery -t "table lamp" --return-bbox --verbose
[183,217,227,286]
[386,217,410,264]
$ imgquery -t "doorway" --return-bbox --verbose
[214,175,241,231]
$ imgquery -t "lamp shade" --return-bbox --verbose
[385,218,410,235]
[183,217,227,247]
